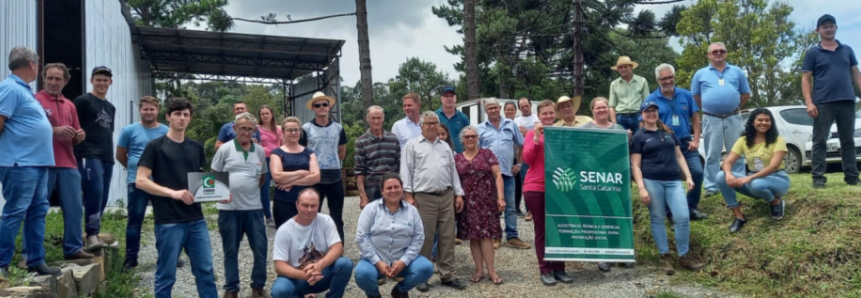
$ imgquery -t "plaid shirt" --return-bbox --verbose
[354,129,400,189]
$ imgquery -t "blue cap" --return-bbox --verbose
[91,66,112,77]
[441,86,456,95]
[640,101,659,112]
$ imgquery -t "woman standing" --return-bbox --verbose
[523,100,574,286]
[631,102,704,275]
[504,102,525,217]
[257,105,281,227]
[269,117,320,228]
[715,108,788,233]
[456,126,505,285]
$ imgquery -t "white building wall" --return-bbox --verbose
[85,0,152,207]
[0,0,38,208]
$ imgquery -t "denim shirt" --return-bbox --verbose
[355,199,425,266]
[478,118,524,176]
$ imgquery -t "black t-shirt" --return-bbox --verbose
[73,93,116,161]
[138,135,206,224]
[630,128,681,181]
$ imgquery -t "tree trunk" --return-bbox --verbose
[356,0,374,126]
[464,0,480,100]
[571,0,584,97]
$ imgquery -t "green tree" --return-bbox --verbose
[126,0,232,31]
[387,57,455,112]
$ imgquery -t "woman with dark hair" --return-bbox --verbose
[258,105,281,227]
[715,108,788,233]
[438,123,455,150]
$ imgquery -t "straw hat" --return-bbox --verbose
[306,91,336,110]
[610,56,639,70]
[556,95,582,112]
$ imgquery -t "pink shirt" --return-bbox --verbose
[522,130,546,193]
[258,125,282,156]
[34,91,80,169]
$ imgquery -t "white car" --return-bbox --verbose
[697,106,812,174]
[803,109,861,167]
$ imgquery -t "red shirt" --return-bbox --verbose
[523,130,546,192]
[35,91,80,168]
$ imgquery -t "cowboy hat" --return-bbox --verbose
[306,91,336,110]
[610,56,639,70]
[557,95,582,113]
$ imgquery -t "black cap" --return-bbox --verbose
[441,86,455,95]
[91,66,112,77]
[817,14,836,28]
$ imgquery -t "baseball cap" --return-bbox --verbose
[91,66,112,77]
[817,14,836,27]
[441,86,455,95]
[640,101,659,112]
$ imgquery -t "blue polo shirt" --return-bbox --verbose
[0,75,55,167]
[802,40,858,104]
[691,63,751,115]
[436,108,470,153]
[478,118,524,177]
[640,87,699,140]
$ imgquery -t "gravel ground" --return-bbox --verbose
[137,196,742,298]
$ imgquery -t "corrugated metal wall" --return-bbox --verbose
[85,0,152,207]
[292,58,341,124]
[0,0,38,208]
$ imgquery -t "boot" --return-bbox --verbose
[251,288,266,298]
[679,255,705,271]
[660,253,674,275]
[86,235,106,252]
[221,290,238,298]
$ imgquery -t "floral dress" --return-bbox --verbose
[456,148,502,240]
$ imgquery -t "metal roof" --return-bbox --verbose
[131,26,345,82]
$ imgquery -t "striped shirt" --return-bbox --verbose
[354,129,400,189]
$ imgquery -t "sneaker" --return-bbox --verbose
[123,259,139,271]
[679,255,705,271]
[689,209,708,221]
[813,178,826,188]
[597,262,611,272]
[771,199,785,220]
[177,257,186,268]
[846,177,860,186]
[728,218,747,233]
[28,263,61,277]
[266,218,276,228]
[704,189,718,197]
[505,238,531,249]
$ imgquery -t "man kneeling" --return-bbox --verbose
[355,174,433,298]
[271,189,353,298]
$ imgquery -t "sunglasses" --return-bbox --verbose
[313,102,330,108]
[710,49,727,55]
[463,135,478,140]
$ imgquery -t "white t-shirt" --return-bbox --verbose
[514,114,539,131]
[210,140,267,210]
[273,214,341,268]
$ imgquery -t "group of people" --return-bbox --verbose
[0,12,859,298]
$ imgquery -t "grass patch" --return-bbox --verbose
[632,172,861,298]
[655,289,682,298]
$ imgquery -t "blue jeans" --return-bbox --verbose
[643,179,691,256]
[0,166,49,267]
[271,257,353,298]
[125,183,151,263]
[702,114,745,192]
[715,170,790,209]
[218,210,268,292]
[77,158,114,236]
[261,157,273,219]
[154,219,217,298]
[616,113,640,132]
[680,137,705,211]
[354,256,433,296]
[502,175,518,239]
[47,168,84,256]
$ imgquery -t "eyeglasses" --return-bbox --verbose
[463,135,478,140]
[313,102,330,108]
[423,122,439,127]
[285,128,301,134]
[236,127,256,133]
[710,49,727,55]
[659,75,675,81]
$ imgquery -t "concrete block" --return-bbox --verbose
[69,264,99,296]
[24,275,55,295]
[56,268,76,298]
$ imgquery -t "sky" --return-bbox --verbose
[208,0,861,85]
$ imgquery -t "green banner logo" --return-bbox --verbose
[552,167,578,192]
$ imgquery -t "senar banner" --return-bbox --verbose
[543,126,634,262]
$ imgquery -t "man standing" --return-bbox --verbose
[74,66,116,250]
[391,93,423,149]
[211,112,268,298]
[692,42,751,204]
[34,63,91,260]
[401,111,467,292]
[355,106,400,209]
[554,95,592,127]
[477,98,530,250]
[513,98,538,221]
[436,86,470,153]
[215,101,260,151]
[803,14,861,188]
[0,47,61,277]
[300,92,348,242]
[608,56,650,132]
[136,98,220,298]
[116,96,169,269]
[645,64,705,221]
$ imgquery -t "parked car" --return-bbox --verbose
[803,109,861,167]
[697,106,812,174]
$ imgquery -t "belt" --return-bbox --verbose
[702,108,740,119]
[417,187,452,196]
[618,112,639,117]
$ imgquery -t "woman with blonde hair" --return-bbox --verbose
[269,117,320,228]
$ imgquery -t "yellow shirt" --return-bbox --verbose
[554,116,593,127]
[730,136,787,172]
